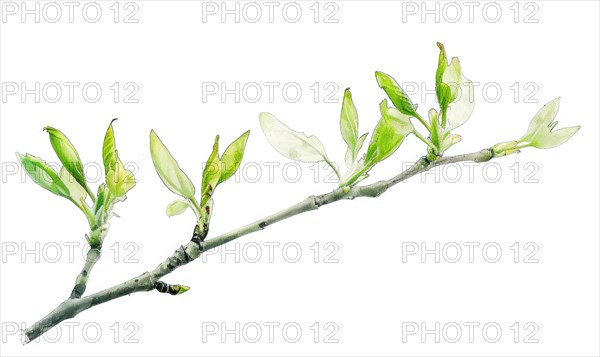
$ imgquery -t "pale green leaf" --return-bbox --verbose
[428,108,442,149]
[439,133,462,152]
[356,132,369,154]
[259,112,331,163]
[531,126,580,149]
[166,199,191,217]
[491,141,520,157]
[59,166,87,204]
[202,136,222,199]
[442,57,475,129]
[102,119,118,174]
[519,97,561,143]
[219,130,250,184]
[150,130,196,199]
[43,126,89,192]
[106,159,136,197]
[340,88,358,151]
[345,132,368,169]
[517,98,580,149]
[17,152,70,198]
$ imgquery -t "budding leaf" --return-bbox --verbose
[102,119,118,174]
[219,130,250,184]
[202,136,222,199]
[94,184,108,214]
[365,100,414,167]
[436,42,451,115]
[260,112,332,164]
[59,166,87,205]
[150,130,196,200]
[375,71,419,118]
[340,88,359,153]
[106,159,136,198]
[491,141,520,157]
[439,133,462,153]
[166,199,191,217]
[17,152,70,199]
[43,126,89,194]
[518,98,580,149]
[345,132,368,169]
[173,285,190,295]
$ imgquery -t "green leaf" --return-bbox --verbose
[59,166,87,205]
[531,126,580,149]
[102,119,118,174]
[435,42,450,114]
[202,136,222,198]
[375,71,419,117]
[259,112,332,163]
[150,130,196,200]
[166,199,191,217]
[94,184,108,214]
[441,57,475,129]
[17,152,70,199]
[340,88,359,152]
[365,100,415,167]
[518,98,580,149]
[219,130,250,184]
[43,126,89,193]
[106,159,136,198]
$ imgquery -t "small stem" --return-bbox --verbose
[413,131,437,152]
[70,247,102,298]
[69,197,95,226]
[339,165,368,188]
[324,159,342,182]
[440,109,447,128]
[84,185,96,203]
[512,143,530,150]
[414,113,431,132]
[189,197,203,219]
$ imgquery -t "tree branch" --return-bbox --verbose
[22,149,494,344]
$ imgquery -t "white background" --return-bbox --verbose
[1,1,599,356]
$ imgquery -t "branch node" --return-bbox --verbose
[181,245,191,262]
